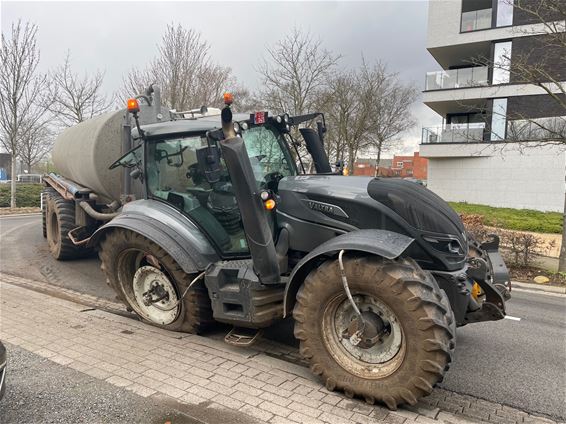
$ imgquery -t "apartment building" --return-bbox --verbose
[420,0,566,212]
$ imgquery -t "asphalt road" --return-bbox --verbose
[1,214,565,420]
[0,343,206,424]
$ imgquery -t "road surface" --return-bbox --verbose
[1,214,565,420]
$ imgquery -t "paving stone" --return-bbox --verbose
[125,383,157,397]
[180,392,207,405]
[105,375,132,388]
[382,412,407,424]
[157,384,186,399]
[288,399,323,418]
[259,400,293,418]
[260,391,293,407]
[240,404,275,422]
[185,385,217,400]
[213,394,245,410]
[270,416,296,424]
[288,411,325,424]
[232,390,262,406]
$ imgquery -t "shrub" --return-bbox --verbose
[0,184,43,208]
[460,213,556,267]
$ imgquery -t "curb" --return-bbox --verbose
[512,280,566,294]
[0,212,42,218]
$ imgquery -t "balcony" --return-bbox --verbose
[507,116,566,141]
[422,123,486,144]
[461,8,492,32]
[425,66,489,91]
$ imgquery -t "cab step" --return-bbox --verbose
[224,327,262,347]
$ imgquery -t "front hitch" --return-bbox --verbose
[463,234,510,324]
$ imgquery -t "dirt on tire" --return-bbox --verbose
[99,228,214,334]
[293,255,455,410]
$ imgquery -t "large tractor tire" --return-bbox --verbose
[45,191,83,260]
[41,188,57,238]
[99,229,214,334]
[293,255,455,410]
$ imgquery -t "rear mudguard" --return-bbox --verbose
[282,229,414,317]
[88,199,219,274]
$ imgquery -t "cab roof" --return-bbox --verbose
[132,113,251,139]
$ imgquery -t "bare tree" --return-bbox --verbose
[18,118,52,172]
[257,27,340,117]
[50,51,112,127]
[364,66,418,171]
[323,68,373,168]
[121,24,242,111]
[0,21,51,207]
[322,61,418,173]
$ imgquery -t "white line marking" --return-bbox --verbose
[504,315,522,321]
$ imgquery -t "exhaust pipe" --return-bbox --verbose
[219,136,281,284]
[300,128,332,173]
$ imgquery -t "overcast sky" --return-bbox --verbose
[1,0,442,156]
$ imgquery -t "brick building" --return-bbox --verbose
[391,152,428,180]
[353,153,428,180]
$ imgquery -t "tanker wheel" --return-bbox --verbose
[99,229,214,333]
[41,188,57,238]
[293,255,455,410]
[45,192,84,260]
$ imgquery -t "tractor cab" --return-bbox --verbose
[111,96,328,259]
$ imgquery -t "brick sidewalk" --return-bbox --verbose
[0,275,557,424]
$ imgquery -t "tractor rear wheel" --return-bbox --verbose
[41,188,57,238]
[293,255,455,410]
[45,192,84,260]
[99,229,214,334]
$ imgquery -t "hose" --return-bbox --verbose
[338,250,365,346]
[159,271,206,311]
[79,201,120,221]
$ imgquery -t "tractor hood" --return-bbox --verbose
[277,175,468,271]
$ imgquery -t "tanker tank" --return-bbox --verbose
[52,110,126,202]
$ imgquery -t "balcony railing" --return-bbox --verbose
[461,8,492,32]
[425,66,489,91]
[507,116,566,141]
[422,124,486,144]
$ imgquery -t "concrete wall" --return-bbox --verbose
[427,0,565,49]
[423,143,565,212]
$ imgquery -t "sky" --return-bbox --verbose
[1,0,442,156]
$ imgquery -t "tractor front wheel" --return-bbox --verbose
[99,229,214,334]
[293,255,455,410]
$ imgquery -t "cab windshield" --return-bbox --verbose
[145,125,294,256]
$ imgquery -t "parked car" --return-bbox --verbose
[0,341,6,400]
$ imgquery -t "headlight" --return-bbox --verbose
[423,236,463,255]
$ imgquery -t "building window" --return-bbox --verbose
[496,0,513,27]
[397,161,403,167]
[492,41,512,84]
[491,98,508,141]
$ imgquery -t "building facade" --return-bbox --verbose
[420,0,566,212]
[391,152,428,180]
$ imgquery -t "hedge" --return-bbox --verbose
[0,184,43,208]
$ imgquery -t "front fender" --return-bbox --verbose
[88,199,218,273]
[283,229,413,317]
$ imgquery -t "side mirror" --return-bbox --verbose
[130,168,143,181]
[196,145,221,183]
